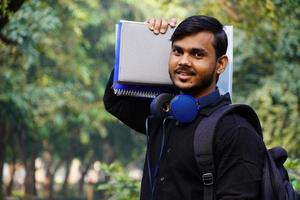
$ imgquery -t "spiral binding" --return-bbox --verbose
[114,89,160,98]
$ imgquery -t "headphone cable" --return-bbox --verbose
[146,116,173,200]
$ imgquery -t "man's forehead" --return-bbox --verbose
[172,32,215,48]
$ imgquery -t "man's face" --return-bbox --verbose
[169,31,225,98]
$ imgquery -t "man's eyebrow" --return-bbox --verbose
[172,44,208,55]
[171,44,182,49]
[191,48,208,55]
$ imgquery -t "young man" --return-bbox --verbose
[103,15,265,200]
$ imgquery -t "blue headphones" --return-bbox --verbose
[150,89,221,123]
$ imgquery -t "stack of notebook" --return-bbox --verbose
[113,20,233,98]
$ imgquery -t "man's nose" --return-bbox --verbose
[178,54,192,66]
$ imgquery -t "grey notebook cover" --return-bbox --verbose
[116,20,233,95]
[117,20,174,85]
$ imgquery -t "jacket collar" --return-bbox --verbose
[198,93,232,117]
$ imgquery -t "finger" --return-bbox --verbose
[153,18,162,34]
[168,18,177,28]
[160,19,169,33]
[147,18,155,31]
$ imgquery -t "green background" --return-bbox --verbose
[0,0,299,199]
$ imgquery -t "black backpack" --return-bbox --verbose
[194,104,300,200]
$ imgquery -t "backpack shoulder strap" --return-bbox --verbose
[194,104,262,200]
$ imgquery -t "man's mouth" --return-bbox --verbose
[174,68,196,77]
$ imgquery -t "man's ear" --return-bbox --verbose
[216,55,228,75]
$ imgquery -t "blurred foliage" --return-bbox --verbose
[97,162,140,200]
[285,158,300,191]
[0,0,299,199]
[1,0,11,17]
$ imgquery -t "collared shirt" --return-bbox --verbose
[104,71,265,200]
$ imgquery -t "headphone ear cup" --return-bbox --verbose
[170,94,198,123]
[150,93,174,119]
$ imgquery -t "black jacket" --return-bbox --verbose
[103,70,265,200]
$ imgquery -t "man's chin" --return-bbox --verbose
[171,79,201,95]
[173,83,211,97]
[173,84,194,94]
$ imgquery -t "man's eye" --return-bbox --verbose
[172,48,181,55]
[194,52,203,58]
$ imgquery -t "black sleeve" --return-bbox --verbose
[214,114,265,200]
[103,70,151,134]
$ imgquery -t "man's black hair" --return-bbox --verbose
[170,15,228,59]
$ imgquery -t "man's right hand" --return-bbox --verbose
[146,18,177,34]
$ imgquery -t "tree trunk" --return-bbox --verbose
[50,162,63,200]
[16,130,38,198]
[102,141,116,164]
[45,163,60,200]
[6,160,17,196]
[6,140,18,196]
[61,158,72,195]
[24,156,37,197]
[47,173,55,200]
[0,122,10,200]
[78,173,85,196]
[78,157,94,195]
[45,167,52,200]
[0,135,5,200]
[43,144,63,200]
